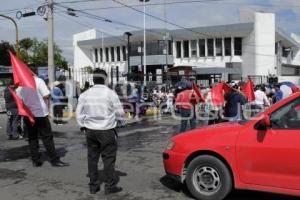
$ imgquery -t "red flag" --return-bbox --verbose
[242,80,255,102]
[9,51,36,90]
[8,87,35,125]
[222,82,234,93]
[211,83,225,106]
[292,85,300,93]
[192,83,205,102]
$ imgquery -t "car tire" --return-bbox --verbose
[186,155,232,200]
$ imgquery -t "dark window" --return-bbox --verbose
[122,46,127,61]
[224,38,232,56]
[100,48,103,62]
[183,40,189,58]
[130,42,141,56]
[94,49,98,62]
[191,40,197,57]
[110,47,115,62]
[168,41,173,55]
[270,98,300,129]
[105,47,109,62]
[199,39,205,57]
[207,39,214,56]
[116,46,121,61]
[234,37,242,56]
[282,47,290,58]
[215,38,222,56]
[176,41,181,58]
[158,40,165,55]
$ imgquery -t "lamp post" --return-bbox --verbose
[124,32,132,82]
[139,0,150,86]
[0,14,19,58]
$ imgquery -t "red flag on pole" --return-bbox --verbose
[192,83,205,102]
[8,87,35,125]
[9,51,36,90]
[211,83,225,106]
[211,82,234,106]
[242,80,255,102]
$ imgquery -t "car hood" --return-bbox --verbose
[173,122,243,142]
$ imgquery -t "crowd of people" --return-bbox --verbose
[3,61,300,195]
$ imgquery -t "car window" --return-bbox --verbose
[270,98,300,129]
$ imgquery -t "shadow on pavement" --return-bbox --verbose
[0,145,30,162]
[159,175,194,199]
[160,175,300,200]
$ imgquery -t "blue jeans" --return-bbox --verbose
[179,108,196,133]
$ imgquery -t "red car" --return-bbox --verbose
[163,92,300,200]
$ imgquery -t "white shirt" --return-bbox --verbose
[254,90,270,106]
[76,85,125,130]
[19,77,50,117]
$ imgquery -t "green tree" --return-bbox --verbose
[18,38,68,70]
[0,41,15,66]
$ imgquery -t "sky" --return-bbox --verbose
[1,0,300,65]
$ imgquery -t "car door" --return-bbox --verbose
[236,97,300,190]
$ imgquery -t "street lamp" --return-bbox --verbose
[139,0,150,86]
[0,14,19,58]
[124,32,132,81]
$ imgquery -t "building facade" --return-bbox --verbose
[73,12,300,86]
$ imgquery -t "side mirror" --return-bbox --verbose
[263,115,271,127]
[255,115,271,131]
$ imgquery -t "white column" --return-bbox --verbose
[205,38,208,57]
[222,38,225,57]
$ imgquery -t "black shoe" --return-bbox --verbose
[90,186,100,194]
[32,160,43,167]
[51,160,70,167]
[105,186,122,195]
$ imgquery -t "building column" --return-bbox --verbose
[222,38,225,57]
[205,38,208,57]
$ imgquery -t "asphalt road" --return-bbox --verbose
[0,114,299,200]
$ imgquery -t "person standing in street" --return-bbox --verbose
[224,85,247,122]
[51,81,65,125]
[19,75,69,167]
[76,69,125,195]
[4,83,22,140]
[176,85,200,133]
[274,84,283,103]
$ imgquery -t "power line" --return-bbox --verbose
[54,3,168,37]
[111,0,213,38]
[54,7,127,42]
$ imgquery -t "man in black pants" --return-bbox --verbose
[19,76,69,167]
[76,69,125,195]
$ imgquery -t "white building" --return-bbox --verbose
[73,12,300,86]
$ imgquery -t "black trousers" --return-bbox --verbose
[25,117,59,162]
[86,129,118,189]
[53,105,64,123]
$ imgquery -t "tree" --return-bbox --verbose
[18,38,68,70]
[0,41,15,66]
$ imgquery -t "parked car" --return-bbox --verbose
[163,92,300,200]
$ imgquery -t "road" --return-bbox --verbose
[0,114,298,200]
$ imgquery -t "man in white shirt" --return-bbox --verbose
[254,85,270,107]
[20,76,69,167]
[76,69,125,195]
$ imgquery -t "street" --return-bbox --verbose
[0,114,298,200]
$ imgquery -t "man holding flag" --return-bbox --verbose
[9,52,69,167]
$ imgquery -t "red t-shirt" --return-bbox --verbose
[175,89,200,110]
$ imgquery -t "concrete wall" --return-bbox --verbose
[73,29,98,85]
[254,12,276,76]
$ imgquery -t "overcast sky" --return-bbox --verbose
[1,0,300,65]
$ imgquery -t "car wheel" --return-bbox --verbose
[186,155,232,200]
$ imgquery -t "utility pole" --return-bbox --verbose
[48,0,55,83]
